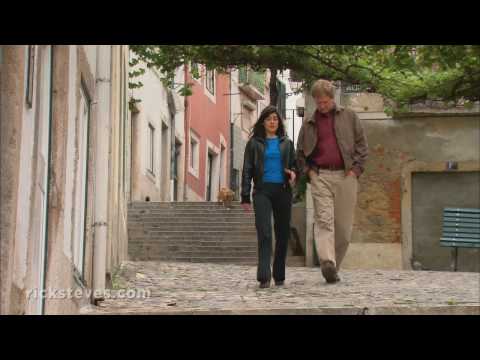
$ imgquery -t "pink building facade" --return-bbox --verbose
[184,65,231,201]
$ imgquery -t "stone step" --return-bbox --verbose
[128,232,257,238]
[128,223,255,229]
[128,255,258,264]
[129,251,258,259]
[127,255,305,267]
[130,249,258,257]
[128,220,255,226]
[128,238,257,245]
[129,202,242,208]
[126,201,305,267]
[129,207,246,213]
[129,210,250,216]
[129,243,257,252]
[128,244,303,259]
[128,225,256,232]
[128,232,257,239]
[128,216,255,222]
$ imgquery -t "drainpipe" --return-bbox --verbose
[168,89,176,202]
[92,45,111,301]
[183,65,189,201]
[229,70,234,192]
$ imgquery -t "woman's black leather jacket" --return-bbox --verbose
[241,135,296,204]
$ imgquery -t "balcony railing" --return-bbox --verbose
[238,67,265,95]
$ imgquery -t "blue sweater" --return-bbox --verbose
[263,137,284,183]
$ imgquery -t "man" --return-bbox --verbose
[296,80,368,283]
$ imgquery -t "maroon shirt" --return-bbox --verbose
[310,110,345,170]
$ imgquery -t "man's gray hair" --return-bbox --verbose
[311,79,335,98]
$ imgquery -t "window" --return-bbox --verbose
[160,123,169,200]
[73,83,90,279]
[26,45,35,108]
[206,69,215,95]
[189,132,200,177]
[190,138,198,169]
[148,123,155,175]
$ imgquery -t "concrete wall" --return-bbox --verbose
[303,92,480,270]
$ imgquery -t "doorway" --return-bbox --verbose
[173,141,181,201]
[206,152,214,201]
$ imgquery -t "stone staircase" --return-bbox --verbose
[128,201,305,266]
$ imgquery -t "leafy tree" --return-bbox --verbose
[129,45,480,113]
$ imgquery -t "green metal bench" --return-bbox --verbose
[440,207,480,271]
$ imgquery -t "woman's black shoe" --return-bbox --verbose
[275,281,284,286]
[259,281,270,289]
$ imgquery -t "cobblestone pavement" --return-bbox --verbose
[81,261,480,315]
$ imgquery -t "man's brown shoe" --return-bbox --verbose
[321,261,338,284]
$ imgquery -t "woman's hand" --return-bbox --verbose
[241,203,252,212]
[285,169,296,187]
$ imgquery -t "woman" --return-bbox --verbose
[241,105,296,288]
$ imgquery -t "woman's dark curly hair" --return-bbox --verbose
[250,105,286,139]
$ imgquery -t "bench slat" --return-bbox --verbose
[444,221,480,228]
[444,217,480,224]
[443,227,480,235]
[441,208,480,250]
[442,232,480,239]
[440,241,480,248]
[444,208,480,213]
[443,213,480,220]
[440,236,480,244]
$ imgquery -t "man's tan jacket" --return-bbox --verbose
[296,105,368,177]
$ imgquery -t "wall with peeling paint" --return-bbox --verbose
[358,115,480,245]
[302,92,480,269]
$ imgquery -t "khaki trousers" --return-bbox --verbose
[309,169,358,270]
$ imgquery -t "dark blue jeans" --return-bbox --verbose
[253,183,292,283]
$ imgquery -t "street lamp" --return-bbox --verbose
[295,96,305,118]
[287,77,305,144]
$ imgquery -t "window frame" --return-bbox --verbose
[147,123,155,176]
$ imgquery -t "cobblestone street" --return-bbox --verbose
[81,261,480,315]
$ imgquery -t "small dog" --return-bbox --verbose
[217,187,235,209]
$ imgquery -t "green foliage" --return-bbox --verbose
[129,45,480,111]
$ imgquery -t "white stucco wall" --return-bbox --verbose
[62,45,78,261]
[13,45,37,288]
[83,45,97,81]
[131,62,172,202]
